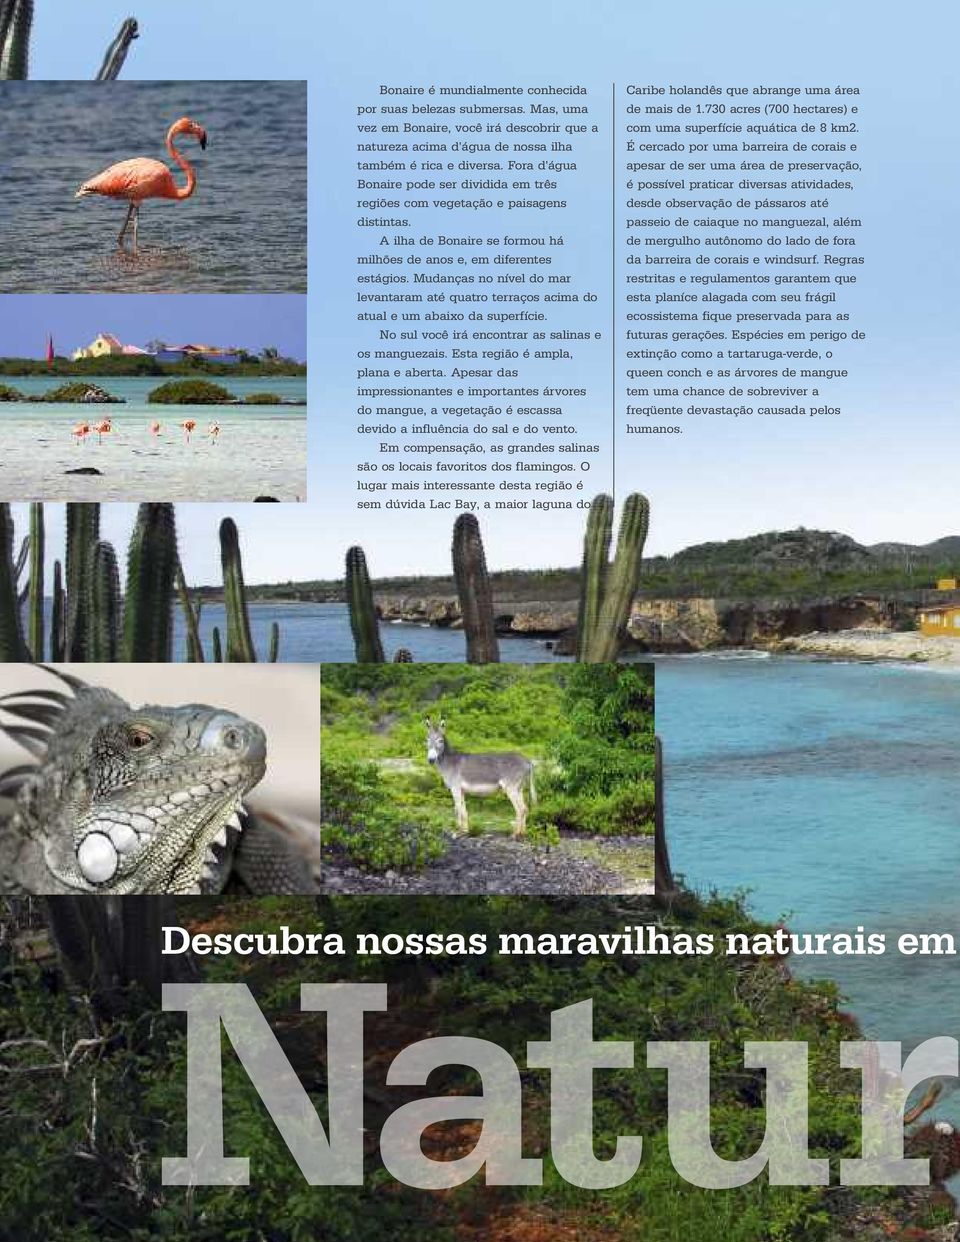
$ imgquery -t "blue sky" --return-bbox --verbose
[2,295,306,360]
[25,0,960,583]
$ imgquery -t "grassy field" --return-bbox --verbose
[321,665,656,874]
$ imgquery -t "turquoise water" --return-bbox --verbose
[655,653,960,1053]
[9,374,307,420]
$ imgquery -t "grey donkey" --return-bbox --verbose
[424,717,536,837]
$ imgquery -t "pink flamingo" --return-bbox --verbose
[93,418,112,445]
[207,421,221,443]
[150,420,162,436]
[72,421,90,445]
[180,418,197,443]
[75,116,208,252]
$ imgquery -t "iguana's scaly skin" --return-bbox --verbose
[0,669,313,895]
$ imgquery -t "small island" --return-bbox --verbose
[0,380,303,406]
[147,380,299,405]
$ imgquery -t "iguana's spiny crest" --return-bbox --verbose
[0,668,266,894]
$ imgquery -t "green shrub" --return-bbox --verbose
[0,383,24,401]
[37,382,120,403]
[532,781,655,836]
[321,755,447,870]
[147,379,234,404]
[244,391,282,404]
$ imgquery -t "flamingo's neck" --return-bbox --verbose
[166,129,197,200]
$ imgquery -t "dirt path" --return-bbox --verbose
[321,832,653,896]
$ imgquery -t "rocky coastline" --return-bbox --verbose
[372,591,916,656]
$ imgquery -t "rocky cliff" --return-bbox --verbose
[374,592,906,652]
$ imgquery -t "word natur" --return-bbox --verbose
[162,982,955,1190]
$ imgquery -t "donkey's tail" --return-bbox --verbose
[528,762,537,805]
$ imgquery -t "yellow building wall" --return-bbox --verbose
[920,610,960,636]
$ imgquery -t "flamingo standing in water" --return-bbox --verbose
[207,422,221,443]
[93,418,112,445]
[75,116,208,252]
[72,421,91,446]
[180,418,197,443]
[150,420,162,436]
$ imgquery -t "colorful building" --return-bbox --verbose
[918,604,960,636]
[153,344,242,365]
[72,332,149,360]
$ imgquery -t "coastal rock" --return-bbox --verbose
[626,595,899,652]
[376,596,461,627]
[64,467,103,476]
[372,590,903,653]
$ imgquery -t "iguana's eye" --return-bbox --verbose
[126,726,155,750]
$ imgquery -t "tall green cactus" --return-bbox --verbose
[345,546,384,663]
[575,494,614,662]
[211,626,223,663]
[452,513,500,664]
[0,505,28,660]
[87,541,121,662]
[579,493,650,663]
[220,518,258,662]
[65,504,100,662]
[1,2,137,81]
[121,504,177,662]
[0,0,33,79]
[50,559,65,662]
[175,562,205,663]
[27,502,44,661]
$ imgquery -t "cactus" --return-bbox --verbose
[211,626,223,663]
[1,2,137,81]
[121,504,177,662]
[50,560,65,662]
[95,16,138,81]
[65,504,100,661]
[87,541,121,662]
[220,518,258,662]
[0,0,33,80]
[0,504,275,668]
[393,648,414,663]
[345,546,384,663]
[27,503,43,661]
[0,505,28,660]
[579,493,650,664]
[452,513,500,664]
[175,561,205,663]
[575,494,614,662]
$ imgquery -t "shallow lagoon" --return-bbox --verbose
[0,376,306,500]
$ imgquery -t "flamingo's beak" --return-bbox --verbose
[198,130,208,150]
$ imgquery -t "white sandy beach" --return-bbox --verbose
[774,629,960,665]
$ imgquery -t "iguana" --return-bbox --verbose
[0,667,318,894]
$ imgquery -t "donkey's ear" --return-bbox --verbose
[423,716,432,727]
[438,717,446,729]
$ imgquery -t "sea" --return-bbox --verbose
[0,80,306,293]
[263,605,960,1089]
[0,376,306,502]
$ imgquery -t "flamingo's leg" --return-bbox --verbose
[117,202,135,249]
[132,204,139,253]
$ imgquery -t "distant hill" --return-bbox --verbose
[238,527,960,604]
